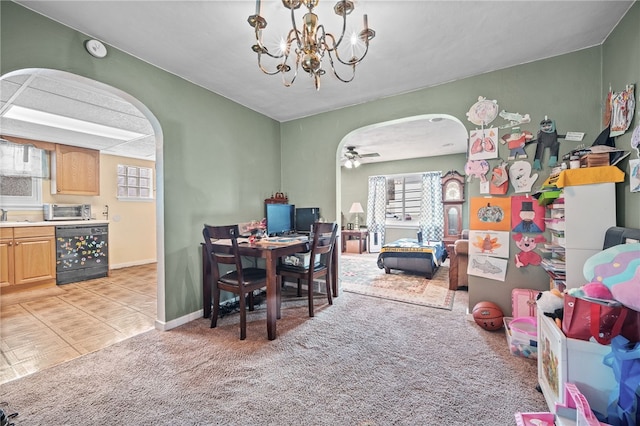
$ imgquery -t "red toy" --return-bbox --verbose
[472,301,504,331]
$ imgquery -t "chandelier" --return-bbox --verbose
[247,0,375,90]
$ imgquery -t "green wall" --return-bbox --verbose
[2,2,638,321]
[603,2,640,230]
[282,3,639,315]
[1,2,282,322]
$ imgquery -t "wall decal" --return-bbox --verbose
[498,110,531,129]
[469,128,498,160]
[630,159,640,193]
[513,233,546,268]
[468,254,508,281]
[464,159,490,183]
[470,196,512,231]
[469,230,510,258]
[508,160,538,193]
[501,127,534,160]
[511,195,545,233]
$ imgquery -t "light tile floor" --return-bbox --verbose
[0,263,157,385]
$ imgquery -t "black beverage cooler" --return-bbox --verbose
[55,224,109,284]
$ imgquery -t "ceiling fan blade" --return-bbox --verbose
[359,153,380,158]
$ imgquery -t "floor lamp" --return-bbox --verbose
[350,202,364,230]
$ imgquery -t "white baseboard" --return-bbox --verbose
[110,259,157,269]
[155,309,203,331]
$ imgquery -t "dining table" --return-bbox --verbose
[201,236,339,340]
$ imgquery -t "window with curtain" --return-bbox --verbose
[380,171,444,240]
[0,140,47,208]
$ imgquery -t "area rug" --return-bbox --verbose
[340,253,455,310]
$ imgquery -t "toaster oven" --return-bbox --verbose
[43,203,92,221]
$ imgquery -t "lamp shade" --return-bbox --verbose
[349,202,364,214]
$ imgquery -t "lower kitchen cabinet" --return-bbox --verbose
[0,226,56,291]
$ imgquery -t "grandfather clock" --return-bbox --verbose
[441,170,465,246]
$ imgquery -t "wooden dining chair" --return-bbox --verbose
[202,224,268,340]
[276,222,338,317]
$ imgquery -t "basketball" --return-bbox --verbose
[472,301,504,331]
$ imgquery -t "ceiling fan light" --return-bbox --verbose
[353,159,361,168]
[345,159,353,168]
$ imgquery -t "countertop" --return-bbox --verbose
[0,220,109,228]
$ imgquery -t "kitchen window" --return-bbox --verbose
[0,140,45,208]
[117,164,153,200]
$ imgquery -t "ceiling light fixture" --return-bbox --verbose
[248,0,375,90]
[2,105,146,141]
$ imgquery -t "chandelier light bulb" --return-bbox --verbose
[248,0,375,89]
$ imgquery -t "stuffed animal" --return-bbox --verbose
[536,289,564,327]
[513,233,546,268]
[566,282,614,302]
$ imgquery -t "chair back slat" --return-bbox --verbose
[309,222,338,260]
[203,224,245,283]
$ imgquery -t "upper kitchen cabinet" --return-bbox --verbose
[52,144,100,195]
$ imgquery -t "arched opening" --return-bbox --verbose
[0,68,166,324]
[335,114,468,235]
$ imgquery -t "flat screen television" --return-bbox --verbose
[266,203,295,236]
[295,207,320,234]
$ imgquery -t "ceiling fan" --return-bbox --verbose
[343,146,380,168]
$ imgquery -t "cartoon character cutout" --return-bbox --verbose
[464,159,490,182]
[512,198,544,233]
[508,161,538,193]
[532,117,566,170]
[501,127,534,160]
[513,233,546,268]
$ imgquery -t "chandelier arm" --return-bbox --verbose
[325,52,356,83]
[289,4,304,53]
[332,42,371,66]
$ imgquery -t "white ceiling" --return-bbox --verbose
[1,0,634,163]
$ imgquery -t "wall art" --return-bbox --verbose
[511,195,545,233]
[469,196,512,231]
[509,160,538,193]
[468,230,510,258]
[467,254,508,282]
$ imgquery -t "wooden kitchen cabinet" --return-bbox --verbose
[0,226,56,292]
[0,228,14,287]
[53,144,100,195]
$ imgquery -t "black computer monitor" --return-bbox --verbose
[266,204,295,236]
[295,207,320,234]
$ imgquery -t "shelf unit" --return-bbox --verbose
[539,182,616,290]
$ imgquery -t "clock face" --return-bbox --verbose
[445,181,462,201]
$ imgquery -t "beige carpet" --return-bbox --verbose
[341,253,454,310]
[0,286,548,425]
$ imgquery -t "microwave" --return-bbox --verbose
[43,203,92,221]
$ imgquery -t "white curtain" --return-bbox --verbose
[0,139,48,178]
[366,176,387,244]
[418,171,444,241]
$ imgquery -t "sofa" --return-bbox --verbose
[448,229,469,290]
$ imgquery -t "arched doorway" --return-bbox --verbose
[335,114,468,234]
[0,68,166,323]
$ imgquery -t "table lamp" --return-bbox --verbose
[349,202,364,229]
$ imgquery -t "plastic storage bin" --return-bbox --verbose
[504,317,537,360]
